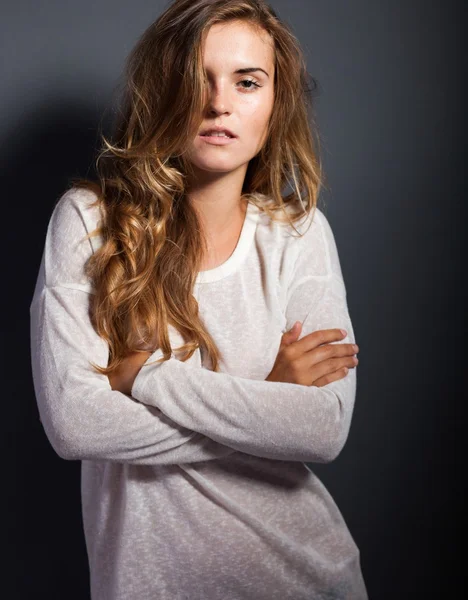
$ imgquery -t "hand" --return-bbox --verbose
[108,350,153,396]
[266,323,359,387]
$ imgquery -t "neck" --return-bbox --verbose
[186,164,249,242]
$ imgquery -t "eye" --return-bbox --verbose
[238,78,262,91]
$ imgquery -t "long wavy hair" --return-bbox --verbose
[70,0,325,375]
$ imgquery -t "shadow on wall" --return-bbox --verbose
[3,98,107,600]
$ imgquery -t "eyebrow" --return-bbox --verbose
[235,67,270,78]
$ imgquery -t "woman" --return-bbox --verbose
[29,0,367,598]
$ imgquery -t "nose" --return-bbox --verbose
[206,80,232,116]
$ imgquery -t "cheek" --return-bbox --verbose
[240,95,273,134]
[239,103,273,150]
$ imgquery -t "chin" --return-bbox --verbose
[190,158,246,173]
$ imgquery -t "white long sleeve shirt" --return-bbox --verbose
[29,187,368,600]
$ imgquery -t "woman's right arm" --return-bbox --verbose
[29,189,236,465]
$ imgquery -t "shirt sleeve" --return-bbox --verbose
[29,188,237,465]
[131,207,358,464]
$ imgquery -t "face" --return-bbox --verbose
[184,20,275,176]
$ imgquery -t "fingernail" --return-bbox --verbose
[341,329,347,337]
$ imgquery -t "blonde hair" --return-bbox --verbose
[70,0,326,375]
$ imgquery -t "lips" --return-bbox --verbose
[199,126,237,138]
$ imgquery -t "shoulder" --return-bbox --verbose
[283,205,333,240]
[293,206,337,259]
[260,206,340,284]
[258,203,336,273]
[257,202,331,240]
[43,186,104,290]
[49,186,103,242]
[287,206,337,279]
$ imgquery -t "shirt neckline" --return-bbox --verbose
[195,201,260,285]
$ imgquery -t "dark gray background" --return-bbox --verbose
[2,1,463,598]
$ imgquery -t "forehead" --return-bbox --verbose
[202,20,274,69]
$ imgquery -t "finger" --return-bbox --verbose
[280,321,302,348]
[292,328,348,355]
[312,366,350,388]
[312,342,358,363]
[308,355,357,382]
